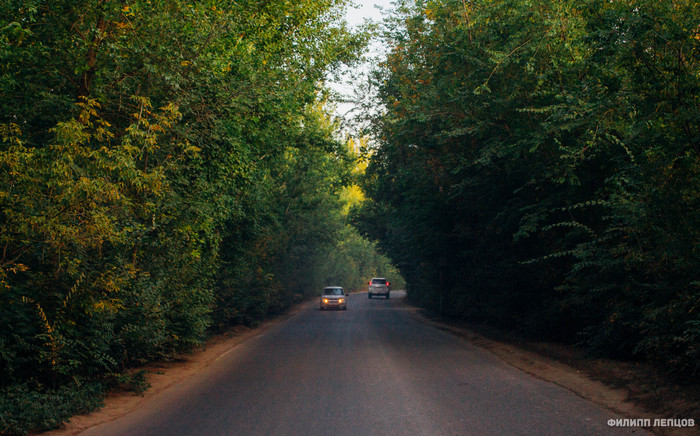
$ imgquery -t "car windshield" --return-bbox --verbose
[323,288,343,295]
[371,279,386,285]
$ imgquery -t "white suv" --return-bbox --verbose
[368,278,390,299]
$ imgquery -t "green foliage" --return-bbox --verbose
[356,0,699,375]
[319,225,405,292]
[0,0,397,433]
[0,380,104,436]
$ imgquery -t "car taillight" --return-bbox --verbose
[387,282,390,286]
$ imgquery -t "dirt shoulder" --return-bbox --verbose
[408,305,700,436]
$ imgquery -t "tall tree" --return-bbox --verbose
[1,0,373,432]
[355,0,699,374]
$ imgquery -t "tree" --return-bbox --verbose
[355,0,699,375]
[0,0,379,432]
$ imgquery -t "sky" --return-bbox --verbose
[344,0,395,28]
[328,0,397,133]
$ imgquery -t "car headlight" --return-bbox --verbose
[338,299,344,303]
[322,299,328,303]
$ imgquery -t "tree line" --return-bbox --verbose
[0,1,402,433]
[354,0,698,377]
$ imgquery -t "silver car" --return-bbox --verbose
[320,286,347,310]
[368,277,390,299]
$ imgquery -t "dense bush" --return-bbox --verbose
[0,0,400,433]
[0,381,104,435]
[354,0,699,375]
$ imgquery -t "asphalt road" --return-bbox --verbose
[83,291,646,436]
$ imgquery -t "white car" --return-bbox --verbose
[320,286,347,310]
[368,278,390,299]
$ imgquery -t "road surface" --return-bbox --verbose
[83,291,646,435]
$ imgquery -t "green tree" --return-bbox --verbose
[1,0,377,432]
[355,0,699,375]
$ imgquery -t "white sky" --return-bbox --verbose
[344,0,395,28]
[328,0,397,134]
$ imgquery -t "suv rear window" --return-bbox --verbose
[371,278,387,285]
